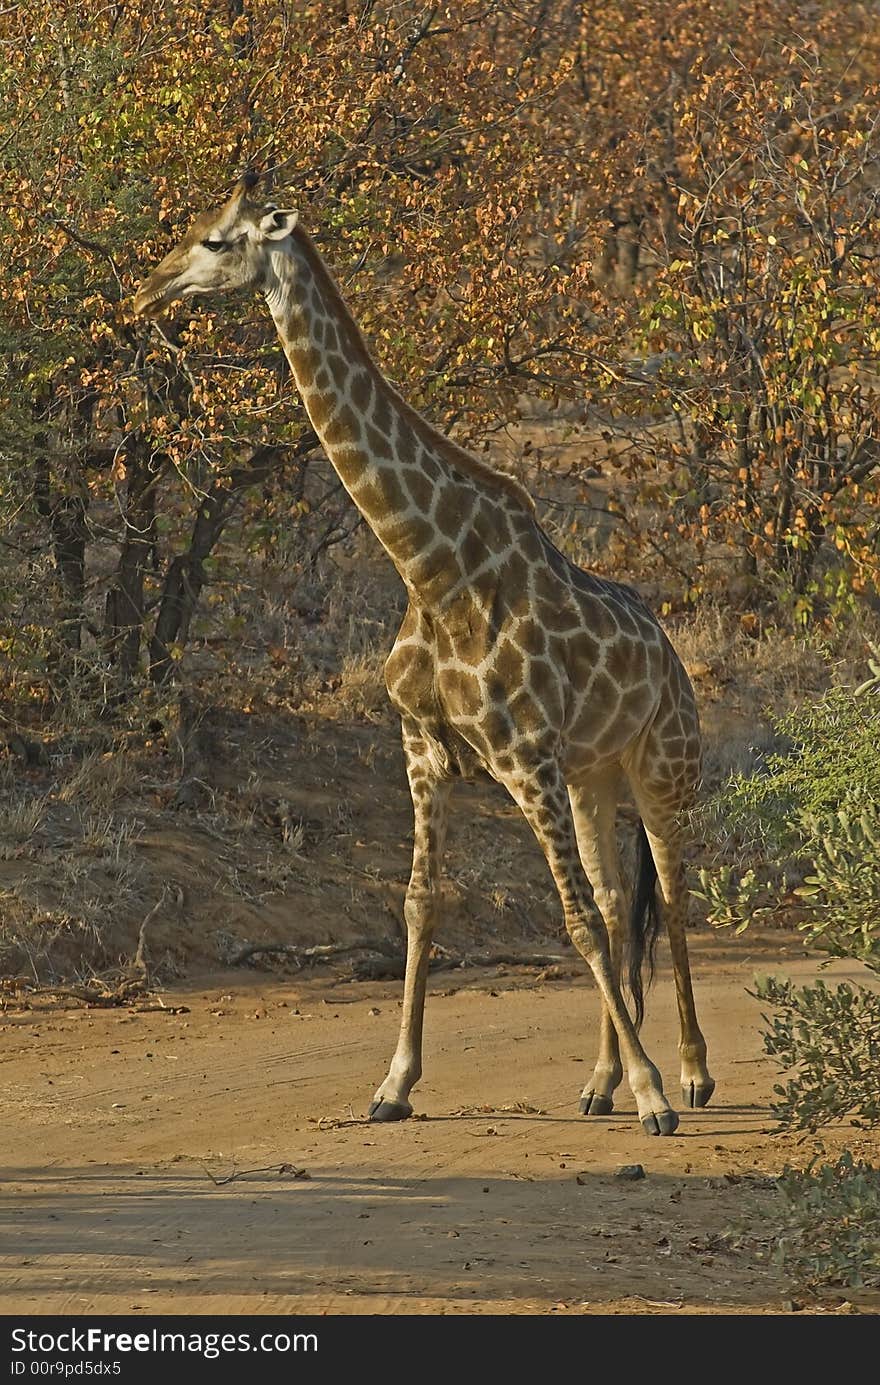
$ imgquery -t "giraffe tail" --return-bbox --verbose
[628,820,661,1030]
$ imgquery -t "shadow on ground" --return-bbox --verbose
[3,1157,780,1312]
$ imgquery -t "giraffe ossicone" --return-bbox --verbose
[134,172,714,1135]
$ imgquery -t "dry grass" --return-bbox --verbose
[666,603,880,791]
[0,785,46,851]
[0,737,154,974]
[57,749,135,813]
[327,650,388,721]
[0,896,102,983]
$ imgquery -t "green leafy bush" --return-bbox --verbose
[696,683,880,1127]
[753,975,880,1132]
[700,673,880,1290]
[695,679,880,967]
[774,1155,880,1292]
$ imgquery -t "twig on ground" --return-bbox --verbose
[133,1002,190,1015]
[222,938,398,967]
[433,950,568,971]
[449,1102,547,1116]
[129,890,168,982]
[202,1161,310,1186]
[220,933,567,974]
[6,978,150,1008]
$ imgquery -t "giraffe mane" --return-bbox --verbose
[290,226,535,514]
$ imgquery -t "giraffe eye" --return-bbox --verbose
[201,239,227,254]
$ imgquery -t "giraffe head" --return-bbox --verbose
[133,172,297,318]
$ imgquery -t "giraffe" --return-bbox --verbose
[133,172,714,1136]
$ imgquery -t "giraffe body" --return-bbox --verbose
[387,536,698,793]
[134,175,713,1134]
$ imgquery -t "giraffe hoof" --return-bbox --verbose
[682,1079,716,1108]
[368,1099,413,1122]
[641,1109,679,1136]
[579,1093,614,1116]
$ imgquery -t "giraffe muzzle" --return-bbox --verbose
[132,283,168,318]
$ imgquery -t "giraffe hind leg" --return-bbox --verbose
[568,772,625,1117]
[503,754,678,1136]
[632,786,714,1109]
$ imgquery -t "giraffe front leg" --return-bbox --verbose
[369,726,451,1123]
[579,1000,622,1116]
[505,757,678,1136]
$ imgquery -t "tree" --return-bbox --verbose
[0,2,596,705]
[2,1,880,731]
[633,59,880,613]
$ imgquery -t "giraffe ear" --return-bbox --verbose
[258,208,298,241]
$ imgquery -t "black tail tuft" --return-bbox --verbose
[628,820,661,1030]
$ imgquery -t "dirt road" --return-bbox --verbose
[1,932,874,1315]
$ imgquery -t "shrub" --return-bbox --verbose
[696,675,880,969]
[699,671,880,1290]
[752,975,880,1132]
[774,1155,880,1292]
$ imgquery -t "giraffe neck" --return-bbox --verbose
[263,227,530,607]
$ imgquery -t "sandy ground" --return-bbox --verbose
[1,931,876,1317]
